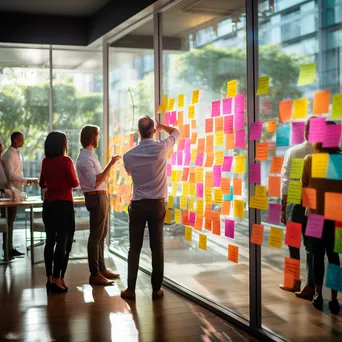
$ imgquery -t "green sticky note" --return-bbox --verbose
[332,94,342,119]
[288,181,302,205]
[297,63,316,86]
[256,76,270,96]
[290,158,305,179]
[334,227,342,254]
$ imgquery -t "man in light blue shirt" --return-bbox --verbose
[121,116,179,300]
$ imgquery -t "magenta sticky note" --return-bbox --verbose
[223,98,232,115]
[323,124,341,148]
[222,156,233,172]
[249,122,263,140]
[235,93,245,113]
[234,112,244,129]
[166,164,172,177]
[184,138,191,154]
[169,111,177,125]
[267,203,282,224]
[308,117,326,143]
[305,213,324,238]
[211,100,221,117]
[224,115,234,134]
[291,122,305,145]
[250,163,261,184]
[177,139,185,151]
[177,151,183,166]
[235,129,245,149]
[225,220,235,238]
[196,183,204,198]
[165,112,170,126]
[195,152,204,167]
[189,212,196,227]
[184,153,191,166]
[171,152,177,165]
[213,165,222,187]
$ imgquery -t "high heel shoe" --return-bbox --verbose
[50,283,68,294]
[329,299,340,315]
[312,294,323,311]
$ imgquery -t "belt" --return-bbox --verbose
[131,198,164,203]
[84,190,107,195]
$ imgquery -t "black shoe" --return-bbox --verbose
[329,299,340,315]
[50,283,68,294]
[46,282,52,294]
[312,295,323,311]
[9,248,24,258]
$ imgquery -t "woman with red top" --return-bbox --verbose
[39,132,79,293]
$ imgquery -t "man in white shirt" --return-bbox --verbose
[2,132,37,258]
[279,118,315,299]
[76,125,121,286]
[121,116,180,300]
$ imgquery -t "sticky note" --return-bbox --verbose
[215,117,224,132]
[235,93,245,113]
[308,117,326,142]
[267,203,282,225]
[204,152,214,167]
[312,153,329,178]
[270,157,284,174]
[205,171,213,188]
[223,98,232,115]
[334,227,342,254]
[227,244,239,263]
[191,119,197,130]
[234,156,246,174]
[305,213,324,238]
[190,183,196,196]
[180,195,187,210]
[323,124,341,148]
[213,165,222,187]
[192,89,200,104]
[198,233,207,250]
[194,214,203,231]
[251,224,264,245]
[184,226,192,241]
[214,150,224,166]
[256,142,268,161]
[188,105,195,119]
[205,187,212,204]
[226,133,234,150]
[233,200,244,218]
[188,211,196,227]
[284,257,300,288]
[181,168,190,182]
[235,129,245,149]
[287,181,302,205]
[196,199,204,215]
[285,222,301,248]
[212,218,220,235]
[226,80,237,98]
[178,94,184,108]
[171,183,178,196]
[256,76,270,95]
[222,156,233,172]
[172,209,181,224]
[196,183,204,198]
[250,196,268,210]
[313,90,330,115]
[297,63,316,86]
[184,153,191,166]
[221,201,231,215]
[215,131,225,147]
[267,176,280,198]
[167,164,172,177]
[325,193,342,221]
[279,100,292,122]
[332,94,342,119]
[291,122,305,145]
[267,121,277,133]
[225,188,234,201]
[268,227,283,248]
[325,264,342,291]
[182,182,190,196]
[206,135,214,152]
[224,115,233,133]
[195,152,204,167]
[182,210,189,225]
[204,217,212,231]
[249,122,263,140]
[224,220,235,238]
[167,98,175,111]
[168,196,174,209]
[164,209,172,224]
[302,188,316,209]
[195,167,204,183]
[205,118,213,133]
[327,154,342,180]
[250,163,261,184]
[221,178,231,195]
[292,98,308,120]
[276,126,290,147]
[234,112,244,129]
[177,151,183,166]
[290,158,305,179]
[214,188,223,204]
[171,152,177,165]
[233,178,242,196]
[197,138,205,153]
[190,132,198,145]
[211,100,221,117]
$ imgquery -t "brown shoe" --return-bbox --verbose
[279,279,301,293]
[295,284,315,301]
[89,274,114,286]
[152,289,164,300]
[121,289,136,300]
[100,270,120,280]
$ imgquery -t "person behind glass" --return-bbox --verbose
[39,132,79,294]
[302,121,341,315]
[121,116,180,300]
[2,132,38,258]
[279,117,315,298]
[76,125,121,286]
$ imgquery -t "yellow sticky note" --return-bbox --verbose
[288,181,302,205]
[205,187,212,204]
[176,170,182,182]
[191,149,198,163]
[192,89,200,104]
[185,226,192,241]
[268,227,284,248]
[234,156,246,174]
[255,185,267,198]
[290,158,305,179]
[215,131,224,146]
[188,105,195,119]
[226,80,237,98]
[297,63,316,86]
[190,183,196,196]
[171,170,177,182]
[312,153,329,178]
[195,167,204,183]
[214,188,223,204]
[292,98,308,119]
[196,199,204,215]
[174,209,181,223]
[182,182,189,196]
[234,199,244,218]
[214,150,224,165]
[180,196,187,210]
[167,98,175,111]
[172,183,178,196]
[165,209,172,224]
[188,197,195,212]
[168,196,174,209]
[249,196,269,210]
[256,76,270,96]
[332,94,342,119]
[178,94,185,108]
[198,233,207,250]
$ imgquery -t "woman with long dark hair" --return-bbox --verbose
[40,132,79,293]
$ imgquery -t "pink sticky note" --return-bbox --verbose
[184,138,191,154]
[213,165,222,187]
[171,152,177,165]
[196,183,204,198]
[235,93,245,113]
[222,156,233,172]
[305,213,324,238]
[323,124,342,148]
[166,164,172,177]
[234,112,244,129]
[189,212,196,227]
[223,98,232,115]
[177,151,183,166]
[211,100,221,117]
[224,115,234,134]
[184,153,191,166]
[165,112,170,126]
[249,122,263,140]
[267,203,282,224]
[170,111,177,125]
[235,129,245,149]
[308,117,326,143]
[291,122,305,145]
[250,163,261,184]
[177,139,185,151]
[225,220,234,238]
[195,152,204,167]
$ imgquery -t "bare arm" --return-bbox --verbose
[95,155,121,188]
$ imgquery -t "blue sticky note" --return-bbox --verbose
[325,263,342,291]
[276,126,290,147]
[224,186,234,201]
[326,154,342,180]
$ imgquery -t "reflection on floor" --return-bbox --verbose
[0,229,257,342]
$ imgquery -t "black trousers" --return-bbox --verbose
[43,200,75,278]
[127,199,166,291]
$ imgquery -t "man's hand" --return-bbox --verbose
[26,178,39,185]
[110,155,121,166]
[155,119,162,132]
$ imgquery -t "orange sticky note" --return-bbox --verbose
[197,138,205,153]
[205,118,213,133]
[181,168,189,182]
[191,119,197,129]
[183,124,190,138]
[204,217,212,231]
[285,222,302,248]
[194,215,203,231]
[312,90,330,115]
[270,156,284,174]
[221,178,231,194]
[268,176,281,197]
[205,171,213,187]
[279,100,292,122]
[189,167,196,183]
[206,135,214,152]
[177,111,184,127]
[182,210,189,226]
[226,133,234,150]
[250,224,264,245]
[284,257,300,288]
[302,188,317,209]
[221,201,231,215]
[212,219,221,235]
[228,244,239,263]
[233,178,242,196]
[256,142,269,161]
[215,117,224,132]
[204,152,214,167]
[267,121,277,133]
[325,193,342,221]
[190,132,198,145]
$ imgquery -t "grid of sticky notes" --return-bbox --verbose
[164,85,245,263]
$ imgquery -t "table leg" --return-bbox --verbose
[4,207,9,261]
[30,206,34,265]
